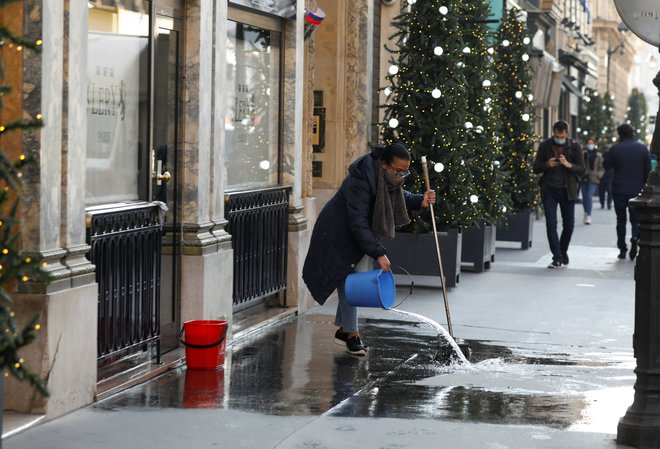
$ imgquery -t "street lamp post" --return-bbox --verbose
[606,42,625,95]
[617,48,660,448]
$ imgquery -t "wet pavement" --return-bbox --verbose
[7,205,638,448]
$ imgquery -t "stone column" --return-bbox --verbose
[6,0,97,419]
[282,0,311,309]
[178,0,233,328]
[617,55,660,448]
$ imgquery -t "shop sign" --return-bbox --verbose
[613,0,660,46]
[229,0,296,18]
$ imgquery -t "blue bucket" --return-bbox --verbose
[344,269,396,309]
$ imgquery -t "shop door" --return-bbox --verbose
[151,7,182,354]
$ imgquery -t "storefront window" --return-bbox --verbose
[226,21,281,190]
[86,6,149,205]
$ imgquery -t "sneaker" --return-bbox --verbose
[618,249,627,259]
[585,215,591,225]
[346,335,367,356]
[547,259,562,269]
[630,239,639,260]
[334,329,349,346]
[561,253,569,265]
[583,214,588,224]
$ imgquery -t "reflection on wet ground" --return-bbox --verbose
[96,315,633,432]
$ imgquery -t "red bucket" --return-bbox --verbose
[179,320,228,369]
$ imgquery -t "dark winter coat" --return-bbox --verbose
[603,137,651,196]
[532,137,585,201]
[302,152,424,305]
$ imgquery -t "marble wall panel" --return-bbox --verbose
[65,0,88,248]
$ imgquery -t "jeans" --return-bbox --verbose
[613,194,640,250]
[334,256,373,333]
[542,187,575,261]
[580,183,598,216]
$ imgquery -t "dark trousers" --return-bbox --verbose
[599,169,613,208]
[542,188,575,261]
[613,194,640,250]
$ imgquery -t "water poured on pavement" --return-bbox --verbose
[6,206,636,449]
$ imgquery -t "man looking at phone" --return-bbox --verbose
[533,120,586,269]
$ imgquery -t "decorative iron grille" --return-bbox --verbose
[225,186,290,308]
[87,202,163,361]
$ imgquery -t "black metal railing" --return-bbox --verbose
[225,186,290,309]
[86,202,163,361]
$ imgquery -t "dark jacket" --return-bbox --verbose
[603,137,651,196]
[302,152,423,305]
[532,137,585,201]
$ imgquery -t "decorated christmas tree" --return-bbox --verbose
[456,0,510,224]
[579,88,615,146]
[626,88,648,143]
[0,0,48,396]
[381,0,504,230]
[492,8,537,213]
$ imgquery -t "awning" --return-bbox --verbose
[562,77,583,97]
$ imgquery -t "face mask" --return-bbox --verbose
[553,137,567,145]
[384,169,405,188]
[586,144,596,151]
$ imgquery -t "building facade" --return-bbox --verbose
[3,0,317,419]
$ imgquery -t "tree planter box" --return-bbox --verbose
[384,229,462,288]
[461,224,494,273]
[496,208,534,249]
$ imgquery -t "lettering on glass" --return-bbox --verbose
[86,33,147,204]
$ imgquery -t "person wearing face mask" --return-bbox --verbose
[302,142,435,356]
[580,138,605,225]
[533,120,585,269]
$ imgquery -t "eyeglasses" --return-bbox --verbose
[388,164,411,178]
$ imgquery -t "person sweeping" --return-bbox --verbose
[302,142,436,356]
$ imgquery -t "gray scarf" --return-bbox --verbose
[372,164,410,240]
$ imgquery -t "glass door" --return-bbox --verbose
[152,8,182,354]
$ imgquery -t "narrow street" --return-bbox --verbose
[7,204,636,449]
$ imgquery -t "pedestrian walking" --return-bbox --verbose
[302,142,436,356]
[532,120,585,269]
[603,124,651,260]
[598,145,614,210]
[580,137,605,225]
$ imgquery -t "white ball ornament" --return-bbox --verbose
[431,88,442,99]
[482,80,492,87]
[515,91,523,99]
[487,47,495,55]
[457,62,465,68]
[407,0,417,4]
[484,97,492,104]
[384,87,392,96]
[522,113,530,122]
[389,65,399,75]
[502,206,507,213]
[434,163,445,173]
[465,121,474,129]
[388,118,399,128]
[523,37,531,45]
[470,195,479,203]
[476,126,484,133]
[527,94,534,101]
[522,54,530,62]
[502,39,510,47]
[439,5,449,15]
[463,47,471,54]
[434,46,444,56]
